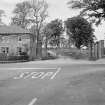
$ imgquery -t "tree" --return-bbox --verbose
[11,0,48,60]
[59,37,68,48]
[11,1,31,28]
[28,0,48,59]
[45,19,64,48]
[65,16,94,49]
[65,27,74,48]
[42,23,53,56]
[0,10,5,25]
[68,0,105,25]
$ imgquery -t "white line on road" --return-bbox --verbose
[41,72,53,79]
[13,67,61,80]
[28,98,37,105]
[0,68,57,70]
[50,67,61,79]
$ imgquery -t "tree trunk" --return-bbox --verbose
[88,42,93,59]
[45,36,48,57]
[36,30,42,59]
[36,40,42,59]
[29,35,36,60]
[68,36,71,48]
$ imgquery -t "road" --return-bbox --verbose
[0,59,105,105]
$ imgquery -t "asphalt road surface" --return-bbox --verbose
[0,60,105,105]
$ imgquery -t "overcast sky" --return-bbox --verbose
[0,0,104,40]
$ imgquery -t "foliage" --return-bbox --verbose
[44,19,64,47]
[29,0,48,28]
[0,53,7,61]
[68,0,105,25]
[42,23,53,49]
[0,10,5,25]
[11,1,31,28]
[12,0,48,60]
[8,55,29,61]
[65,16,94,49]
[29,0,48,59]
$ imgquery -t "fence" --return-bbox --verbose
[0,52,29,63]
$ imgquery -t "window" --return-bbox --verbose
[17,47,22,55]
[18,36,22,41]
[2,36,9,43]
[1,47,5,53]
[1,47,9,54]
[19,47,22,53]
[6,47,9,53]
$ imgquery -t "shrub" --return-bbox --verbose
[7,54,29,61]
[42,52,57,60]
[0,53,7,61]
[20,52,29,60]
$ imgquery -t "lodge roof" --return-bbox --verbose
[0,25,31,35]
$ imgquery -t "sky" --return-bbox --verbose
[0,0,104,40]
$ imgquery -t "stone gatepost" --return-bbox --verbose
[98,41,102,58]
[88,42,95,59]
[93,43,95,58]
[98,40,104,58]
[88,43,92,59]
[94,42,99,59]
[101,40,104,58]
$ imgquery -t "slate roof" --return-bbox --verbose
[0,25,31,35]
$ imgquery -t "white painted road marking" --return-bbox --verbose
[41,72,53,79]
[28,98,37,105]
[13,67,61,80]
[14,72,29,79]
[31,72,45,79]
[0,68,57,70]
[50,68,61,79]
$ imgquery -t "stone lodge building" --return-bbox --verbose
[0,25,31,56]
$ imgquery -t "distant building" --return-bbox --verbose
[0,25,32,56]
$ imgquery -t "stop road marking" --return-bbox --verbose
[13,68,61,80]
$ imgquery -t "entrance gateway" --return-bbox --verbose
[89,40,104,59]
